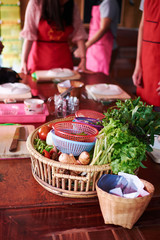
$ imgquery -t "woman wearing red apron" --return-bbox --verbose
[20,0,87,74]
[85,0,120,76]
[27,19,74,72]
[132,0,160,106]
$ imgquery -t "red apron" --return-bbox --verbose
[86,5,113,76]
[137,0,160,106]
[27,19,74,73]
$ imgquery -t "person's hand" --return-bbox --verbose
[74,47,94,73]
[77,57,86,72]
[74,48,81,58]
[21,62,31,75]
[132,65,142,87]
[73,48,86,71]
[76,58,94,74]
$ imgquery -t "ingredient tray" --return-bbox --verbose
[0,103,49,123]
[85,84,131,101]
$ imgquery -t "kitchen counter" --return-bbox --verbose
[0,72,160,240]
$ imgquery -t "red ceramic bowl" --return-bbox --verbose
[75,109,105,120]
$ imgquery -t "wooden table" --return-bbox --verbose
[0,73,160,240]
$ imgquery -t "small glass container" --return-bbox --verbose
[47,94,79,118]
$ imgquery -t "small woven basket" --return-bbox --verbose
[26,117,111,198]
[96,179,154,229]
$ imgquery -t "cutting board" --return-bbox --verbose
[0,92,32,102]
[0,125,35,159]
[85,84,131,101]
[33,70,81,82]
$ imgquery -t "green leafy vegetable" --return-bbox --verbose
[102,97,160,151]
[91,98,160,174]
[90,118,146,174]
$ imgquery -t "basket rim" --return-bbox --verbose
[96,178,155,202]
[26,117,111,172]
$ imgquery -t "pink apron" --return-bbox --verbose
[86,5,113,76]
[27,19,74,73]
[137,0,160,106]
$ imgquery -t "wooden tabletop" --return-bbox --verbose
[0,72,160,240]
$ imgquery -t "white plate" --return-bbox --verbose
[48,68,74,78]
[34,68,74,80]
[90,84,122,96]
[0,83,31,95]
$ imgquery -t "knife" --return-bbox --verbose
[9,127,28,152]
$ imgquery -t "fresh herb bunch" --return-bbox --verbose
[90,118,147,174]
[102,97,160,151]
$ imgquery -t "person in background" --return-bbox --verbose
[75,0,120,76]
[20,0,87,75]
[0,41,4,55]
[0,41,4,67]
[132,0,160,106]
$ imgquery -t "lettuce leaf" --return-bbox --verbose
[91,118,147,174]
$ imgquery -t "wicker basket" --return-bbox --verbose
[26,117,111,198]
[96,179,154,229]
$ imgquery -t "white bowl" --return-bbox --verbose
[24,98,44,115]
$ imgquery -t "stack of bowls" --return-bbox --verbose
[50,121,99,156]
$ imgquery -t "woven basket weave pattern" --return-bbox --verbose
[96,179,154,228]
[27,117,111,198]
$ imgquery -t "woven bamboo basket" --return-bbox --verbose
[26,117,111,198]
[96,179,154,229]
